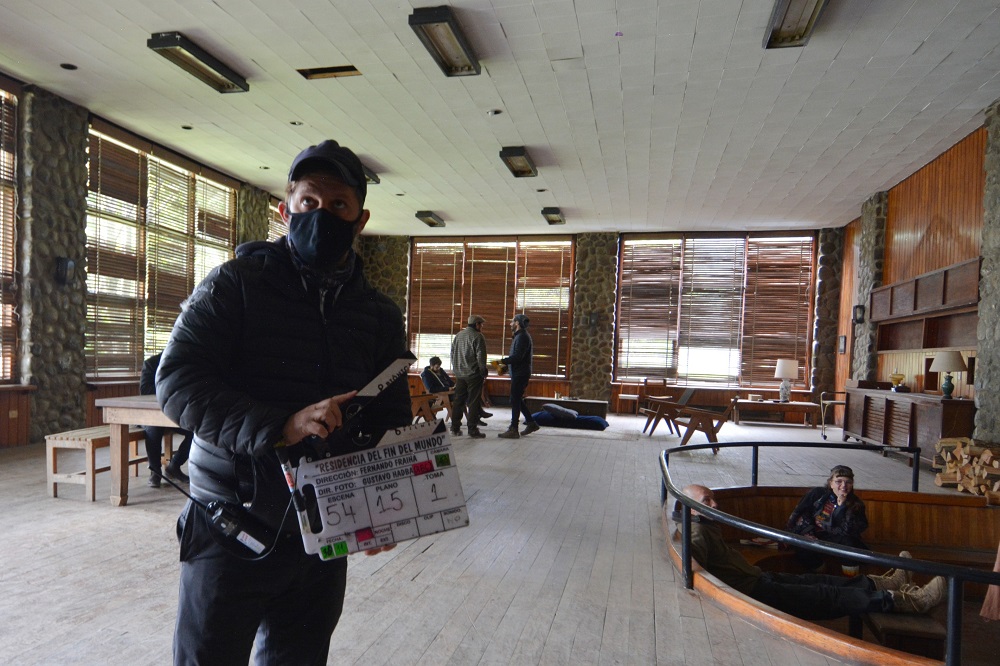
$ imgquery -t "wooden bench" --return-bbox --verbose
[46,425,159,501]
[862,612,946,660]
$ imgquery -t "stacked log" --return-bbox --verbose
[935,437,1000,504]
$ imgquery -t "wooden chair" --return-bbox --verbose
[674,395,740,453]
[642,388,695,435]
[411,393,448,424]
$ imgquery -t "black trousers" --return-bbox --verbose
[508,374,536,429]
[144,425,193,472]
[750,571,892,620]
[173,502,348,666]
[451,373,484,430]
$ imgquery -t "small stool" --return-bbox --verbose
[863,612,946,660]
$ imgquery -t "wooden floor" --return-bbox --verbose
[1,414,994,664]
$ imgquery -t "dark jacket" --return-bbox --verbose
[787,486,869,548]
[140,353,161,396]
[156,240,412,533]
[420,366,454,393]
[501,328,532,379]
[689,518,761,596]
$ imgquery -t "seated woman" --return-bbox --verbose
[787,465,869,569]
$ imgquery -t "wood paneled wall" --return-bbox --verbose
[884,128,985,285]
[833,219,861,425]
[876,350,975,399]
[0,386,33,447]
[85,381,140,427]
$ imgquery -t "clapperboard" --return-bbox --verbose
[282,357,469,560]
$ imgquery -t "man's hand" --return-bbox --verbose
[282,391,358,445]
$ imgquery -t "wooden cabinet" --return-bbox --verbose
[843,388,975,461]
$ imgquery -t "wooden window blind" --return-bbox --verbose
[677,237,745,384]
[87,128,236,376]
[267,198,286,241]
[86,132,145,375]
[616,238,682,380]
[409,237,574,377]
[616,233,815,388]
[741,235,815,387]
[0,89,17,380]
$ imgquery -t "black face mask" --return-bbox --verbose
[287,208,360,277]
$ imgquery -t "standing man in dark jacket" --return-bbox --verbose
[450,315,488,438]
[499,314,539,439]
[140,352,192,488]
[156,140,412,666]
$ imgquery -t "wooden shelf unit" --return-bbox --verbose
[870,258,980,352]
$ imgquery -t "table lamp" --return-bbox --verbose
[774,359,798,403]
[929,351,967,399]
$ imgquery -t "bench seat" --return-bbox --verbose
[46,425,155,501]
[863,611,946,660]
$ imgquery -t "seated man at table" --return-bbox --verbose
[681,484,946,620]
[141,352,192,487]
[420,356,454,394]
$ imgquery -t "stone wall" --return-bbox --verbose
[976,99,1000,440]
[236,183,270,245]
[18,87,90,439]
[569,233,618,400]
[812,227,844,396]
[357,235,410,319]
[850,192,887,381]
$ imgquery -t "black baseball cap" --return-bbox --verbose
[287,140,367,205]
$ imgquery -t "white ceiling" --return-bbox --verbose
[1,0,998,237]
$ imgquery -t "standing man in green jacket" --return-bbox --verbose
[450,315,488,438]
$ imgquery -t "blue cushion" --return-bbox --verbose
[542,403,579,421]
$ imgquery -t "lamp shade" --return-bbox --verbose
[774,359,798,380]
[929,351,967,373]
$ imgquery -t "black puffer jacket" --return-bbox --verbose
[156,239,413,533]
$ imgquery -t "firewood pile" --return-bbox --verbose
[934,437,1000,504]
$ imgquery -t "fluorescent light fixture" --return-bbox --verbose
[363,165,380,185]
[499,146,537,178]
[415,211,445,228]
[541,207,565,225]
[408,6,480,77]
[763,0,830,49]
[147,31,248,93]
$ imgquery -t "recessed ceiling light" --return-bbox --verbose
[289,120,303,126]
[259,166,270,170]
[536,188,547,193]
[396,193,405,197]
[297,65,361,80]
[487,109,502,116]
[60,63,78,70]
[181,125,193,130]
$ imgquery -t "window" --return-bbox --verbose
[86,125,236,376]
[616,233,815,387]
[409,237,573,377]
[0,87,18,381]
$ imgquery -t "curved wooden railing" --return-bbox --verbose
[659,440,1000,666]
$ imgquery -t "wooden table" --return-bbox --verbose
[733,400,820,427]
[95,394,178,507]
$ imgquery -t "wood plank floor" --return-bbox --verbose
[1,415,993,664]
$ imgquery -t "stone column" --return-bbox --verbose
[975,99,1000,440]
[850,192,887,381]
[236,183,270,245]
[812,227,844,396]
[569,233,618,401]
[18,87,90,439]
[357,235,409,318]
